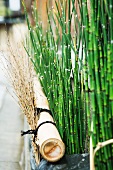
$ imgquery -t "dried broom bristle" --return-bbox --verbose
[1,25,40,163]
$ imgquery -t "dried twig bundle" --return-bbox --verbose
[3,24,65,164]
[5,39,40,162]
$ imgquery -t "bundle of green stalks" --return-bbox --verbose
[81,0,113,169]
[25,0,113,168]
[25,0,88,155]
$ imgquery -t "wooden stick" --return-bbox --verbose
[90,122,95,170]
[94,139,113,157]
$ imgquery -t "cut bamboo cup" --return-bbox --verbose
[33,76,65,162]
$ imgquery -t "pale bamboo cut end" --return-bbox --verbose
[40,138,65,162]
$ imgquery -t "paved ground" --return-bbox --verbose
[0,25,30,170]
[0,56,25,170]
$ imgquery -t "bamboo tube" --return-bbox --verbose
[33,76,65,162]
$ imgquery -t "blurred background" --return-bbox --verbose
[0,0,30,170]
[0,0,25,23]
